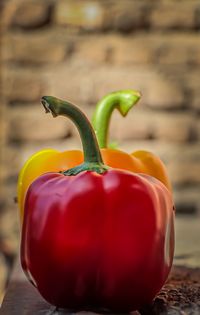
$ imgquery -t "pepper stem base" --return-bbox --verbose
[62,162,108,176]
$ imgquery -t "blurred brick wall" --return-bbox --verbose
[0,0,200,300]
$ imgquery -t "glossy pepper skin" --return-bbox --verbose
[18,90,171,220]
[21,96,175,312]
[22,170,174,312]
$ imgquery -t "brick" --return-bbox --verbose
[73,36,108,64]
[8,105,73,142]
[184,71,200,111]
[150,1,198,29]
[193,47,200,65]
[0,208,19,257]
[154,34,200,66]
[196,119,200,139]
[54,0,104,31]
[170,142,200,164]
[0,119,7,149]
[111,1,150,32]
[111,32,200,66]
[5,32,199,68]
[192,92,200,112]
[1,0,19,29]
[1,145,21,181]
[0,103,7,147]
[167,143,200,186]
[174,186,200,214]
[3,70,45,102]
[168,160,200,186]
[73,33,200,66]
[154,113,197,142]
[146,77,184,109]
[186,71,200,92]
[195,5,200,29]
[110,36,154,64]
[109,109,196,143]
[0,102,6,198]
[77,33,200,66]
[3,32,67,65]
[11,0,52,29]
[73,34,155,65]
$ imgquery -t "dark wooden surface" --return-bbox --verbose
[0,261,200,315]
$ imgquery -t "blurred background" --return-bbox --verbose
[0,0,200,303]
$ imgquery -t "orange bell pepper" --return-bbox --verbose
[92,90,172,191]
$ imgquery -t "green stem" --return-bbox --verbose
[41,96,108,175]
[92,90,141,148]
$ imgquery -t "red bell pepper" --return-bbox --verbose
[21,96,175,312]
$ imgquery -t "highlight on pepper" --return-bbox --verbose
[19,94,175,312]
